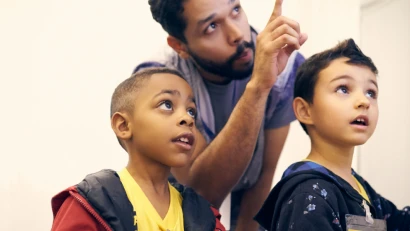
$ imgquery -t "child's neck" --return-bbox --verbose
[126,155,172,219]
[126,155,170,196]
[307,138,356,186]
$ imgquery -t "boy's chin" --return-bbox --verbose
[348,137,371,147]
[167,156,190,168]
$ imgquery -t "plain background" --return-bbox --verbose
[0,0,409,230]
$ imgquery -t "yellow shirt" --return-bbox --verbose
[118,168,184,231]
[353,177,370,204]
[303,159,370,204]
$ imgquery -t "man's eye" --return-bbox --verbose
[233,6,240,15]
[205,23,217,34]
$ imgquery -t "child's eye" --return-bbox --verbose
[187,108,197,118]
[159,100,173,111]
[366,90,377,99]
[336,85,349,94]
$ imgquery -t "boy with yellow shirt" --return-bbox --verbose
[254,39,410,231]
[50,67,226,231]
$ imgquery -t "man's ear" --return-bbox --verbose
[167,36,189,59]
[111,112,132,141]
[293,97,314,126]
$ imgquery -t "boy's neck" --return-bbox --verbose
[126,154,170,196]
[307,137,355,180]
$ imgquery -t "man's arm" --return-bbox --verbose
[171,0,307,208]
[172,85,271,207]
[234,125,290,231]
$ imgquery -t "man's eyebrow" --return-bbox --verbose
[197,13,216,27]
[197,0,237,27]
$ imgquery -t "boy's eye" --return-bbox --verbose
[366,90,377,99]
[159,101,173,111]
[336,85,349,94]
[187,108,197,118]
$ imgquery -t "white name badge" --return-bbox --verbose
[345,214,387,231]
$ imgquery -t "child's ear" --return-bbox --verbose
[293,97,314,126]
[111,112,132,141]
[167,35,189,59]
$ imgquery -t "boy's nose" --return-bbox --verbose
[179,114,194,128]
[355,94,370,109]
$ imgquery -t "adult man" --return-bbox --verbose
[134,0,307,230]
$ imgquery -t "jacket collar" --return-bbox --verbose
[76,169,216,231]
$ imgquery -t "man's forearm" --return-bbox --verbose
[236,125,291,230]
[235,168,276,231]
[187,82,270,207]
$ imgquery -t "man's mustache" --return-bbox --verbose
[229,40,255,61]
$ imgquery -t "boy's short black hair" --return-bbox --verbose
[149,0,188,43]
[294,38,378,134]
[110,67,186,149]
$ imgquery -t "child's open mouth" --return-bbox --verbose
[172,132,195,150]
[350,115,369,127]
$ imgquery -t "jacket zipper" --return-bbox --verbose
[342,183,379,223]
[71,192,112,231]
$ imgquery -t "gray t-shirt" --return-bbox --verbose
[204,74,296,134]
[203,74,298,231]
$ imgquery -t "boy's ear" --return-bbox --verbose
[167,35,189,59]
[111,112,132,141]
[293,97,314,126]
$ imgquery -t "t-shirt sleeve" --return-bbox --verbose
[275,192,343,231]
[265,94,296,129]
[265,52,305,129]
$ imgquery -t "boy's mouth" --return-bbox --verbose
[350,115,369,126]
[172,132,195,147]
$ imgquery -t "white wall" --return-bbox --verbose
[359,0,410,209]
[0,0,407,230]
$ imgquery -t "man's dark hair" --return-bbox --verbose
[111,67,186,149]
[149,0,188,43]
[294,38,378,134]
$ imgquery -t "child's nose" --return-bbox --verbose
[179,114,194,128]
[355,93,370,109]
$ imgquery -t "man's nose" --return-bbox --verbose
[226,21,244,46]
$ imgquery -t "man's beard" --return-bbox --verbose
[188,39,255,81]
